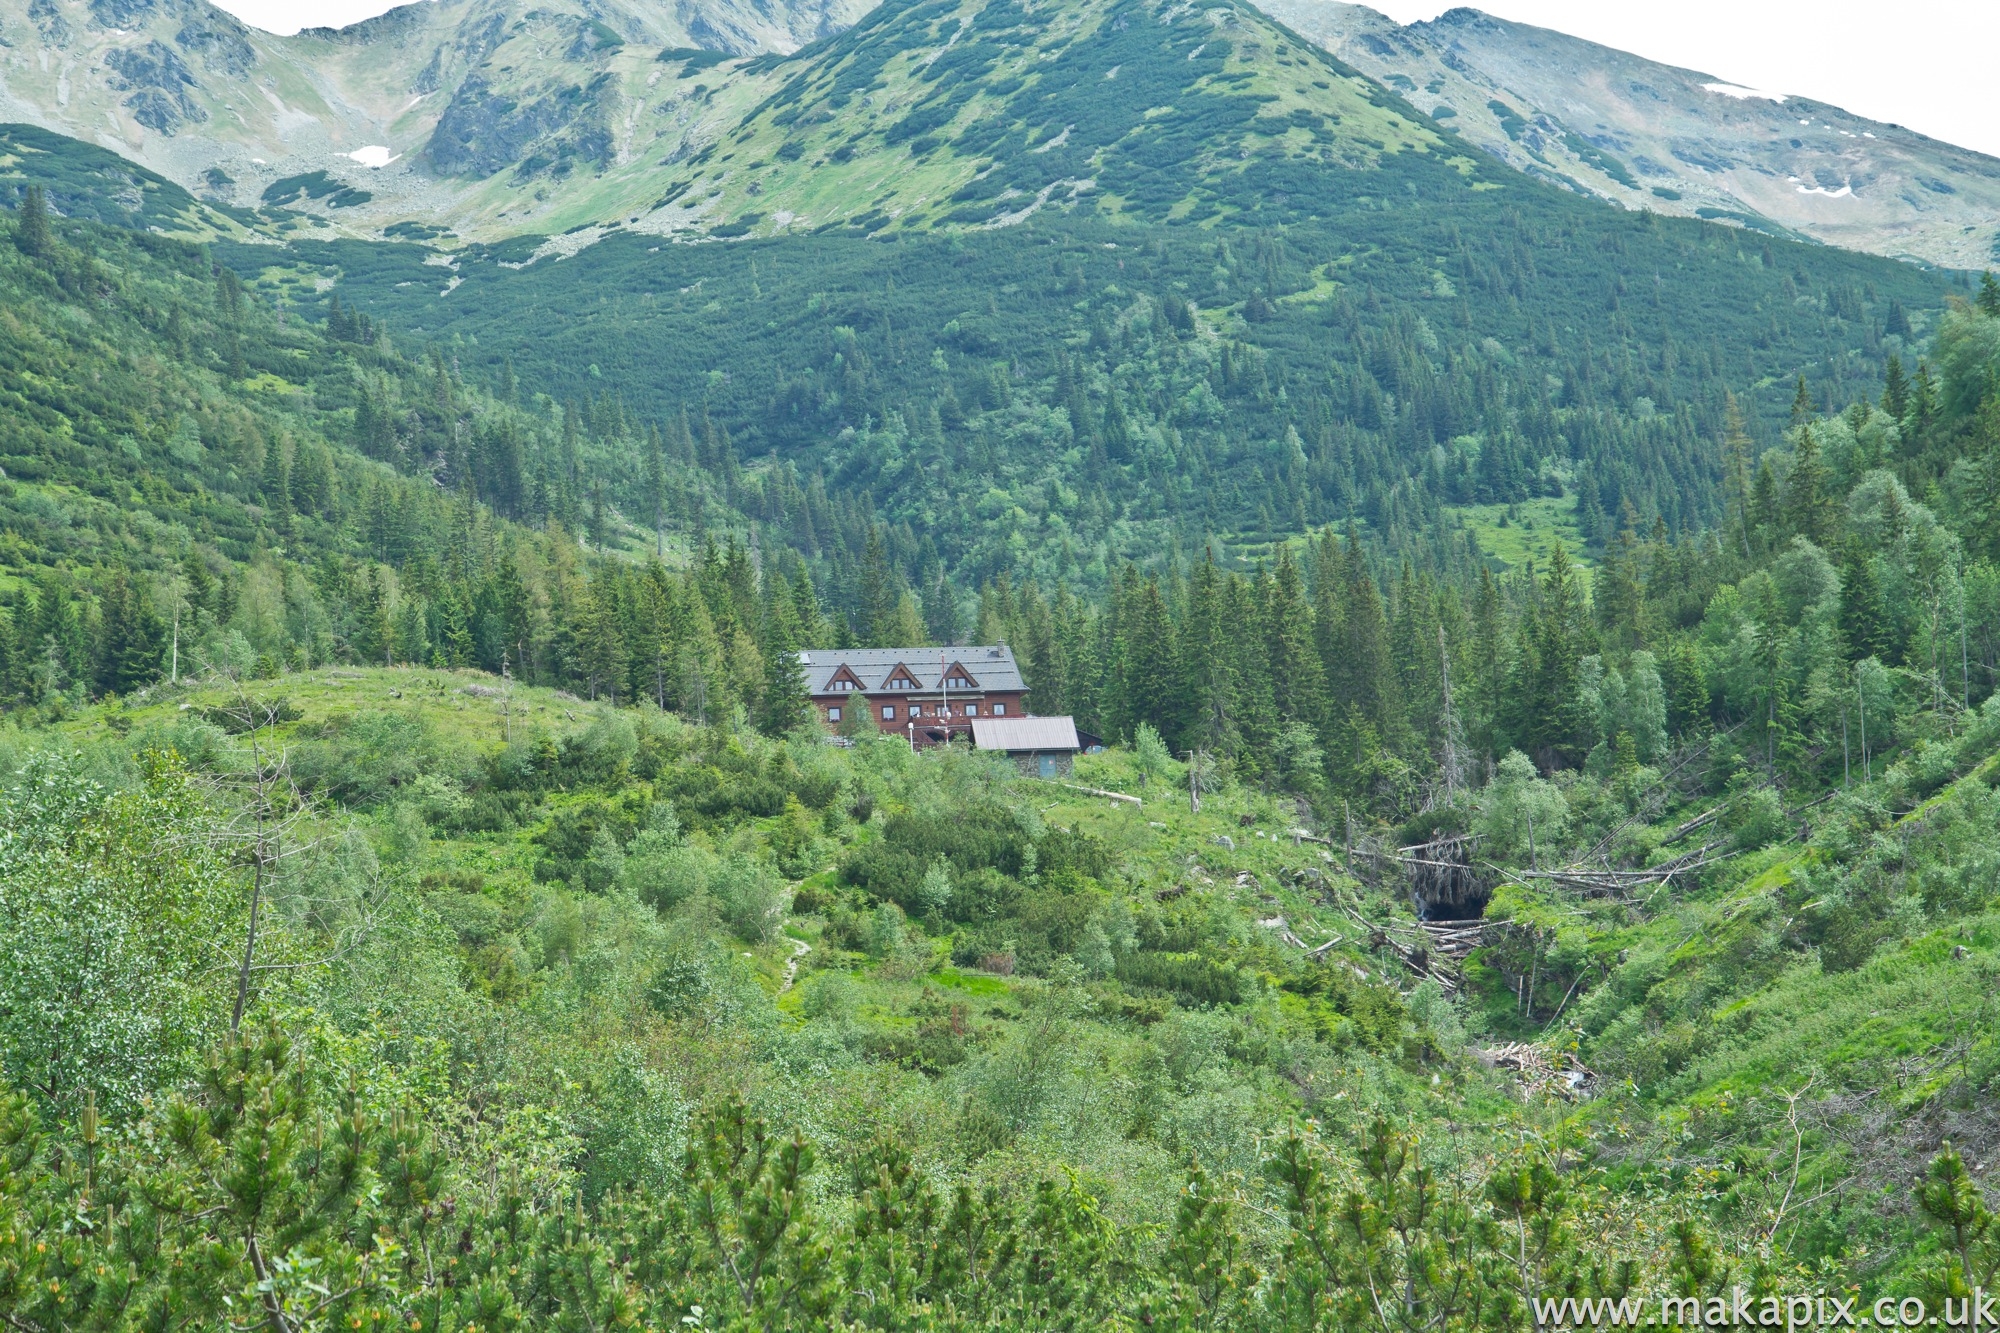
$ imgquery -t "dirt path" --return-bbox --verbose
[780,937,810,992]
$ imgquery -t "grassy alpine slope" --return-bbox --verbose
[2,10,2000,1320]
[0,622,1995,1327]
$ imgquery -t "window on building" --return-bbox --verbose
[964,704,977,716]
[993,703,1007,716]
[881,705,895,721]
[828,707,841,722]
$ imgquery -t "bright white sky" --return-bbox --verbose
[214,0,2000,158]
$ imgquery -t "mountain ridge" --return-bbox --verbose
[4,0,1997,265]
[0,0,873,241]
[1258,0,2000,268]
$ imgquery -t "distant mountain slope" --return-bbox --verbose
[6,0,1997,264]
[630,0,1464,242]
[0,0,871,241]
[1256,0,2000,268]
[0,0,1477,243]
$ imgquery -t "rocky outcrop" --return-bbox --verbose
[89,0,160,27]
[173,8,254,78]
[425,72,611,177]
[28,0,71,47]
[104,38,205,133]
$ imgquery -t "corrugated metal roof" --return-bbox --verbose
[795,645,1024,693]
[971,716,1080,752]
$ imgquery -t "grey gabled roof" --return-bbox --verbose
[971,716,1080,753]
[795,645,1024,693]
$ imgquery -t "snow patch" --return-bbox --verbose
[1796,182,1853,199]
[345,145,398,168]
[1702,81,1786,103]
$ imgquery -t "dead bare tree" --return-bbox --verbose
[193,670,381,1031]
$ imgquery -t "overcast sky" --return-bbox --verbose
[212,0,2000,158]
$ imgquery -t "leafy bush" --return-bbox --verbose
[711,855,785,944]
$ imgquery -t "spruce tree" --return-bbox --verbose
[1224,570,1276,764]
[1182,554,1236,755]
[1908,359,1940,448]
[260,438,291,515]
[1980,271,2000,317]
[1748,458,1781,552]
[857,527,898,647]
[1724,392,1758,558]
[1324,531,1398,749]
[647,423,668,557]
[1658,635,1710,738]
[1784,425,1832,547]
[1839,542,1896,663]
[1881,354,1911,424]
[1122,574,1180,744]
[1526,543,1590,766]
[756,600,813,738]
[1263,547,1325,730]
[921,566,959,646]
[1788,374,1813,427]
[94,568,162,696]
[1593,521,1644,647]
[1387,563,1442,743]
[1751,579,1791,770]
[13,184,49,258]
[574,580,628,704]
[1016,583,1066,717]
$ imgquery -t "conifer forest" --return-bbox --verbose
[3,0,2000,1327]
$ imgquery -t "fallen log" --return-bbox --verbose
[1060,782,1142,806]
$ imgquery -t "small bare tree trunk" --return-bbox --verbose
[232,818,265,1033]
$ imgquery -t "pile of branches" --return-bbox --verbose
[1417,918,1491,962]
[1479,1042,1596,1100]
[1509,839,1737,898]
[1335,900,1465,994]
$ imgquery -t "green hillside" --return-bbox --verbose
[648,0,1458,238]
[226,168,1951,592]
[0,122,251,238]
[2,9,2000,1319]
[155,0,1948,600]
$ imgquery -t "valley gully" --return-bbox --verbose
[1533,1291,2000,1328]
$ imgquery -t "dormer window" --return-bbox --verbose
[822,664,867,694]
[941,662,980,690]
[881,664,922,692]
